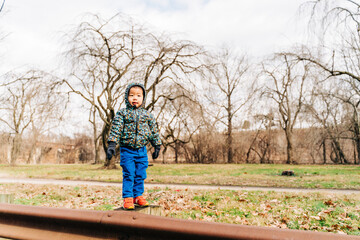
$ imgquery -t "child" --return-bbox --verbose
[106,83,162,210]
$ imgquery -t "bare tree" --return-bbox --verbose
[297,0,360,91]
[205,49,252,163]
[0,72,37,165]
[139,32,206,163]
[295,0,360,164]
[262,53,311,164]
[26,75,67,164]
[245,113,274,164]
[305,88,350,164]
[341,92,360,164]
[0,70,64,165]
[63,13,205,168]
[63,14,139,169]
[189,128,223,163]
[160,90,203,163]
[322,82,360,164]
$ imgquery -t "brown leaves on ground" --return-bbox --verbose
[1,183,359,235]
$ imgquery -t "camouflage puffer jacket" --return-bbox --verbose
[107,83,162,149]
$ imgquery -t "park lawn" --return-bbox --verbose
[0,163,359,189]
[1,183,359,235]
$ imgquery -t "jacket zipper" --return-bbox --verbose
[133,109,139,147]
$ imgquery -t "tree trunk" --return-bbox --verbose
[245,130,260,164]
[174,141,179,164]
[227,132,233,163]
[353,141,357,165]
[27,143,36,164]
[260,148,268,164]
[27,133,39,164]
[93,123,98,164]
[284,128,293,164]
[332,138,349,164]
[227,98,233,163]
[10,134,21,166]
[322,139,326,164]
[352,121,360,165]
[162,146,167,164]
[245,147,251,164]
[259,138,270,164]
[92,134,101,164]
[94,139,101,164]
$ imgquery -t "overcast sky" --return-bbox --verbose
[0,0,310,76]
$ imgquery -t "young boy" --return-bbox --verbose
[106,83,162,210]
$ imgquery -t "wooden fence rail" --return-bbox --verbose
[0,203,358,240]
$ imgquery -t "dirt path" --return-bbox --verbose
[1,177,359,195]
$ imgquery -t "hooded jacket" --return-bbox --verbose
[107,83,162,149]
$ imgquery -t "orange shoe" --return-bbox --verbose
[134,196,149,207]
[123,197,134,210]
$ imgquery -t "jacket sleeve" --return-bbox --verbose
[107,111,124,144]
[148,113,162,147]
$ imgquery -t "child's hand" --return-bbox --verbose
[152,146,161,159]
[107,141,116,160]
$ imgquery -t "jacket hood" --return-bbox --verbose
[125,82,146,109]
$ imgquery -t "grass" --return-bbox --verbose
[0,163,359,189]
[0,163,358,236]
[2,183,359,235]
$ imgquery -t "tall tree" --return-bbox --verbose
[63,13,205,168]
[0,70,64,165]
[294,0,360,164]
[27,78,67,164]
[205,49,252,163]
[305,87,351,164]
[63,14,139,168]
[160,88,203,163]
[262,53,310,164]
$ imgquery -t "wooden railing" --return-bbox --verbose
[0,203,358,240]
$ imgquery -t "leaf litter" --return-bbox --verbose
[1,183,359,235]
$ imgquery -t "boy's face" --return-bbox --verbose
[128,86,143,108]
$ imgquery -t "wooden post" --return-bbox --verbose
[114,205,162,216]
[0,194,14,204]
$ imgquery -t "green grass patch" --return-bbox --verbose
[0,163,359,189]
[14,194,46,206]
[94,204,115,211]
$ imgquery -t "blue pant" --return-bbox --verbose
[120,146,148,198]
